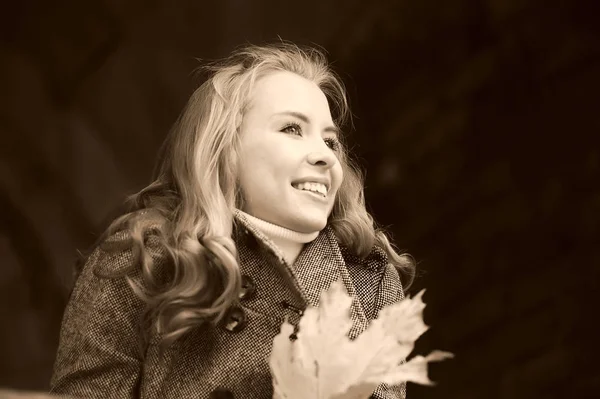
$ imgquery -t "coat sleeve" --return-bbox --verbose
[50,235,162,398]
[370,263,407,399]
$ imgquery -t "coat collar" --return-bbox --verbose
[233,210,381,338]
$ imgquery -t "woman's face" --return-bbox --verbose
[237,70,343,233]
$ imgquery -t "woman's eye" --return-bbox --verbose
[281,123,302,136]
[324,138,340,151]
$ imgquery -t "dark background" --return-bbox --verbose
[1,0,599,398]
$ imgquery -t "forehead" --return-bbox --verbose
[246,71,332,119]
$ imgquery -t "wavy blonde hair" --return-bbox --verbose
[89,41,416,349]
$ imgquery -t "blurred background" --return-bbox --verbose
[1,0,598,398]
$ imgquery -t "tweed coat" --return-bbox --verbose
[50,211,407,399]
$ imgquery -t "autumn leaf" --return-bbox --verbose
[269,279,453,399]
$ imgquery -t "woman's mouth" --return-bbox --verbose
[291,182,328,197]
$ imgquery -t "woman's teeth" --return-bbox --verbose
[292,182,327,197]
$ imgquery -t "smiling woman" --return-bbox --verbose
[49,41,416,399]
[237,70,344,240]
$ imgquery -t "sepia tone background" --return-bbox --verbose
[1,0,599,398]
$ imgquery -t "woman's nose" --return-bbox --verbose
[307,147,338,168]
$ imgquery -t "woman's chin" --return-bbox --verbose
[289,216,328,234]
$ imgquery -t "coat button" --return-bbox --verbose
[223,306,247,333]
[209,387,234,399]
[239,275,256,300]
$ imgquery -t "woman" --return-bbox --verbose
[50,42,416,399]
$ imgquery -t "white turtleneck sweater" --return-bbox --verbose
[237,210,320,266]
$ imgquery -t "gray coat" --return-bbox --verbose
[50,212,407,398]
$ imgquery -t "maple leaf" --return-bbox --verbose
[269,279,453,399]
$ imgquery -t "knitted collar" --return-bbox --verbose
[234,209,319,265]
[235,210,319,243]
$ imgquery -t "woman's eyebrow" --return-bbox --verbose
[272,111,339,137]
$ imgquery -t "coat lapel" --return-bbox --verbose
[232,211,369,339]
[292,227,369,339]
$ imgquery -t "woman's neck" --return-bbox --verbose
[236,210,319,265]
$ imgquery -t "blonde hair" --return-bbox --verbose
[90,41,416,349]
